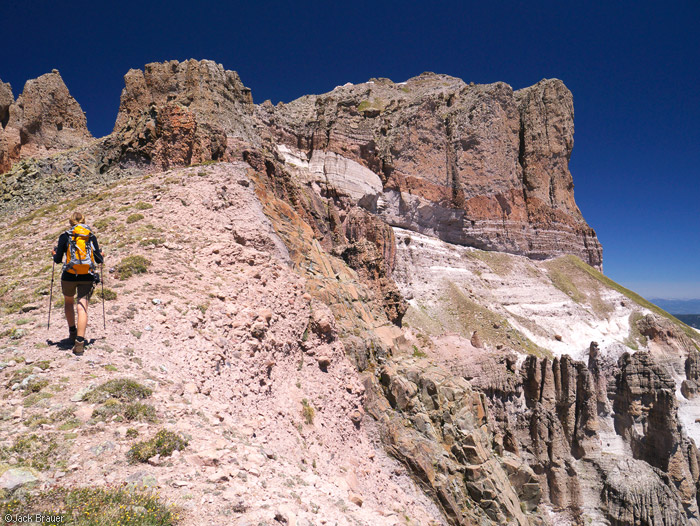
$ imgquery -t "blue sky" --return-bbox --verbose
[3,0,699,299]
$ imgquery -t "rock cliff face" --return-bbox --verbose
[0,60,602,273]
[0,71,92,172]
[113,59,257,148]
[260,73,602,269]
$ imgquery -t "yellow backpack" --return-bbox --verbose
[64,224,96,275]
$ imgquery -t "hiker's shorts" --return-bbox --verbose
[61,280,94,300]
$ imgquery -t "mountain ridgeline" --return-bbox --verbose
[1,60,700,526]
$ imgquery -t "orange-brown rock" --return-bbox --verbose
[0,71,91,173]
[113,59,256,147]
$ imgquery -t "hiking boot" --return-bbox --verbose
[72,340,85,356]
[69,327,77,344]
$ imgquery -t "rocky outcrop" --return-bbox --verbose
[599,457,689,526]
[366,362,536,526]
[0,71,92,173]
[113,59,256,147]
[683,350,700,399]
[517,355,598,508]
[614,351,700,520]
[261,74,602,269]
[104,101,228,170]
[0,81,18,174]
[636,313,698,354]
[335,207,407,324]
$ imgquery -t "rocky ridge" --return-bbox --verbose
[0,71,92,173]
[1,60,600,270]
[1,59,699,526]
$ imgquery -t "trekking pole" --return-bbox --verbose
[47,261,55,330]
[101,262,106,330]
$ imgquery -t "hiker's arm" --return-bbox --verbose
[91,235,104,264]
[53,233,67,264]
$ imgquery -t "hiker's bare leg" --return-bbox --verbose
[64,295,75,328]
[76,297,89,338]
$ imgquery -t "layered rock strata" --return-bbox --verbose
[260,74,602,268]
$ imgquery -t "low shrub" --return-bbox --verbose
[0,486,178,525]
[83,378,152,404]
[301,399,315,425]
[126,213,144,224]
[127,429,188,463]
[116,255,151,280]
[95,287,117,301]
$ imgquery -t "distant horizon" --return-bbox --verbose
[2,1,699,301]
[646,298,700,315]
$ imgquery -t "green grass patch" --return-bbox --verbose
[133,202,154,210]
[466,249,513,276]
[139,237,165,247]
[83,378,152,404]
[23,378,49,394]
[123,402,157,423]
[116,256,151,280]
[127,429,188,463]
[445,281,550,357]
[126,213,144,224]
[94,287,117,301]
[0,433,64,471]
[23,392,53,407]
[0,485,179,525]
[93,216,117,230]
[412,345,427,358]
[356,98,385,115]
[93,399,157,423]
[546,265,586,303]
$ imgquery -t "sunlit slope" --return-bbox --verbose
[392,228,699,361]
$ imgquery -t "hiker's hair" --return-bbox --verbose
[68,212,85,226]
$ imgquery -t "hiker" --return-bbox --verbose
[52,211,104,355]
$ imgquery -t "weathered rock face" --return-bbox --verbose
[106,102,228,170]
[261,74,603,269]
[0,70,92,173]
[599,457,689,526]
[492,354,598,509]
[613,351,700,520]
[683,350,700,399]
[1,62,603,273]
[367,362,535,526]
[336,207,406,324]
[113,59,256,146]
[0,81,19,174]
